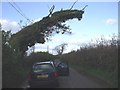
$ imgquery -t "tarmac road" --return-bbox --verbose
[22,68,110,88]
[58,68,109,88]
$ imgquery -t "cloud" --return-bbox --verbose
[0,18,43,34]
[106,18,118,25]
[0,19,20,33]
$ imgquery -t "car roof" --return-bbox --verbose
[32,59,62,67]
[33,61,54,66]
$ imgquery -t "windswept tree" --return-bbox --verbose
[10,5,87,55]
[54,43,68,55]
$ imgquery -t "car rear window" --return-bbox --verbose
[33,64,55,72]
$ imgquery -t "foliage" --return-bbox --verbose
[59,35,118,87]
[10,9,84,55]
[2,30,11,45]
[2,30,28,88]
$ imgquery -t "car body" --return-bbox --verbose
[28,61,59,88]
[28,60,69,88]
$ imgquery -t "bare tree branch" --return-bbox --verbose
[82,5,88,11]
[49,5,55,16]
[70,0,78,10]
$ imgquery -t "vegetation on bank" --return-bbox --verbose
[2,30,29,88]
[59,34,118,87]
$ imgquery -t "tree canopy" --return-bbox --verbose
[10,8,84,55]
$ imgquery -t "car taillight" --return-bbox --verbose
[54,72,59,77]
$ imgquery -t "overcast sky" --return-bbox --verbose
[1,1,118,54]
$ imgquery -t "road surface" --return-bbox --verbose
[22,68,110,88]
[58,68,109,88]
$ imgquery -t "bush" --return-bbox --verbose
[59,34,118,87]
[2,30,28,88]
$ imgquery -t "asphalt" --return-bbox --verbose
[58,68,109,88]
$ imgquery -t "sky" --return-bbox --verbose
[1,0,118,55]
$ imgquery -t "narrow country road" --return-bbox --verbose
[58,68,109,88]
[22,68,110,88]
